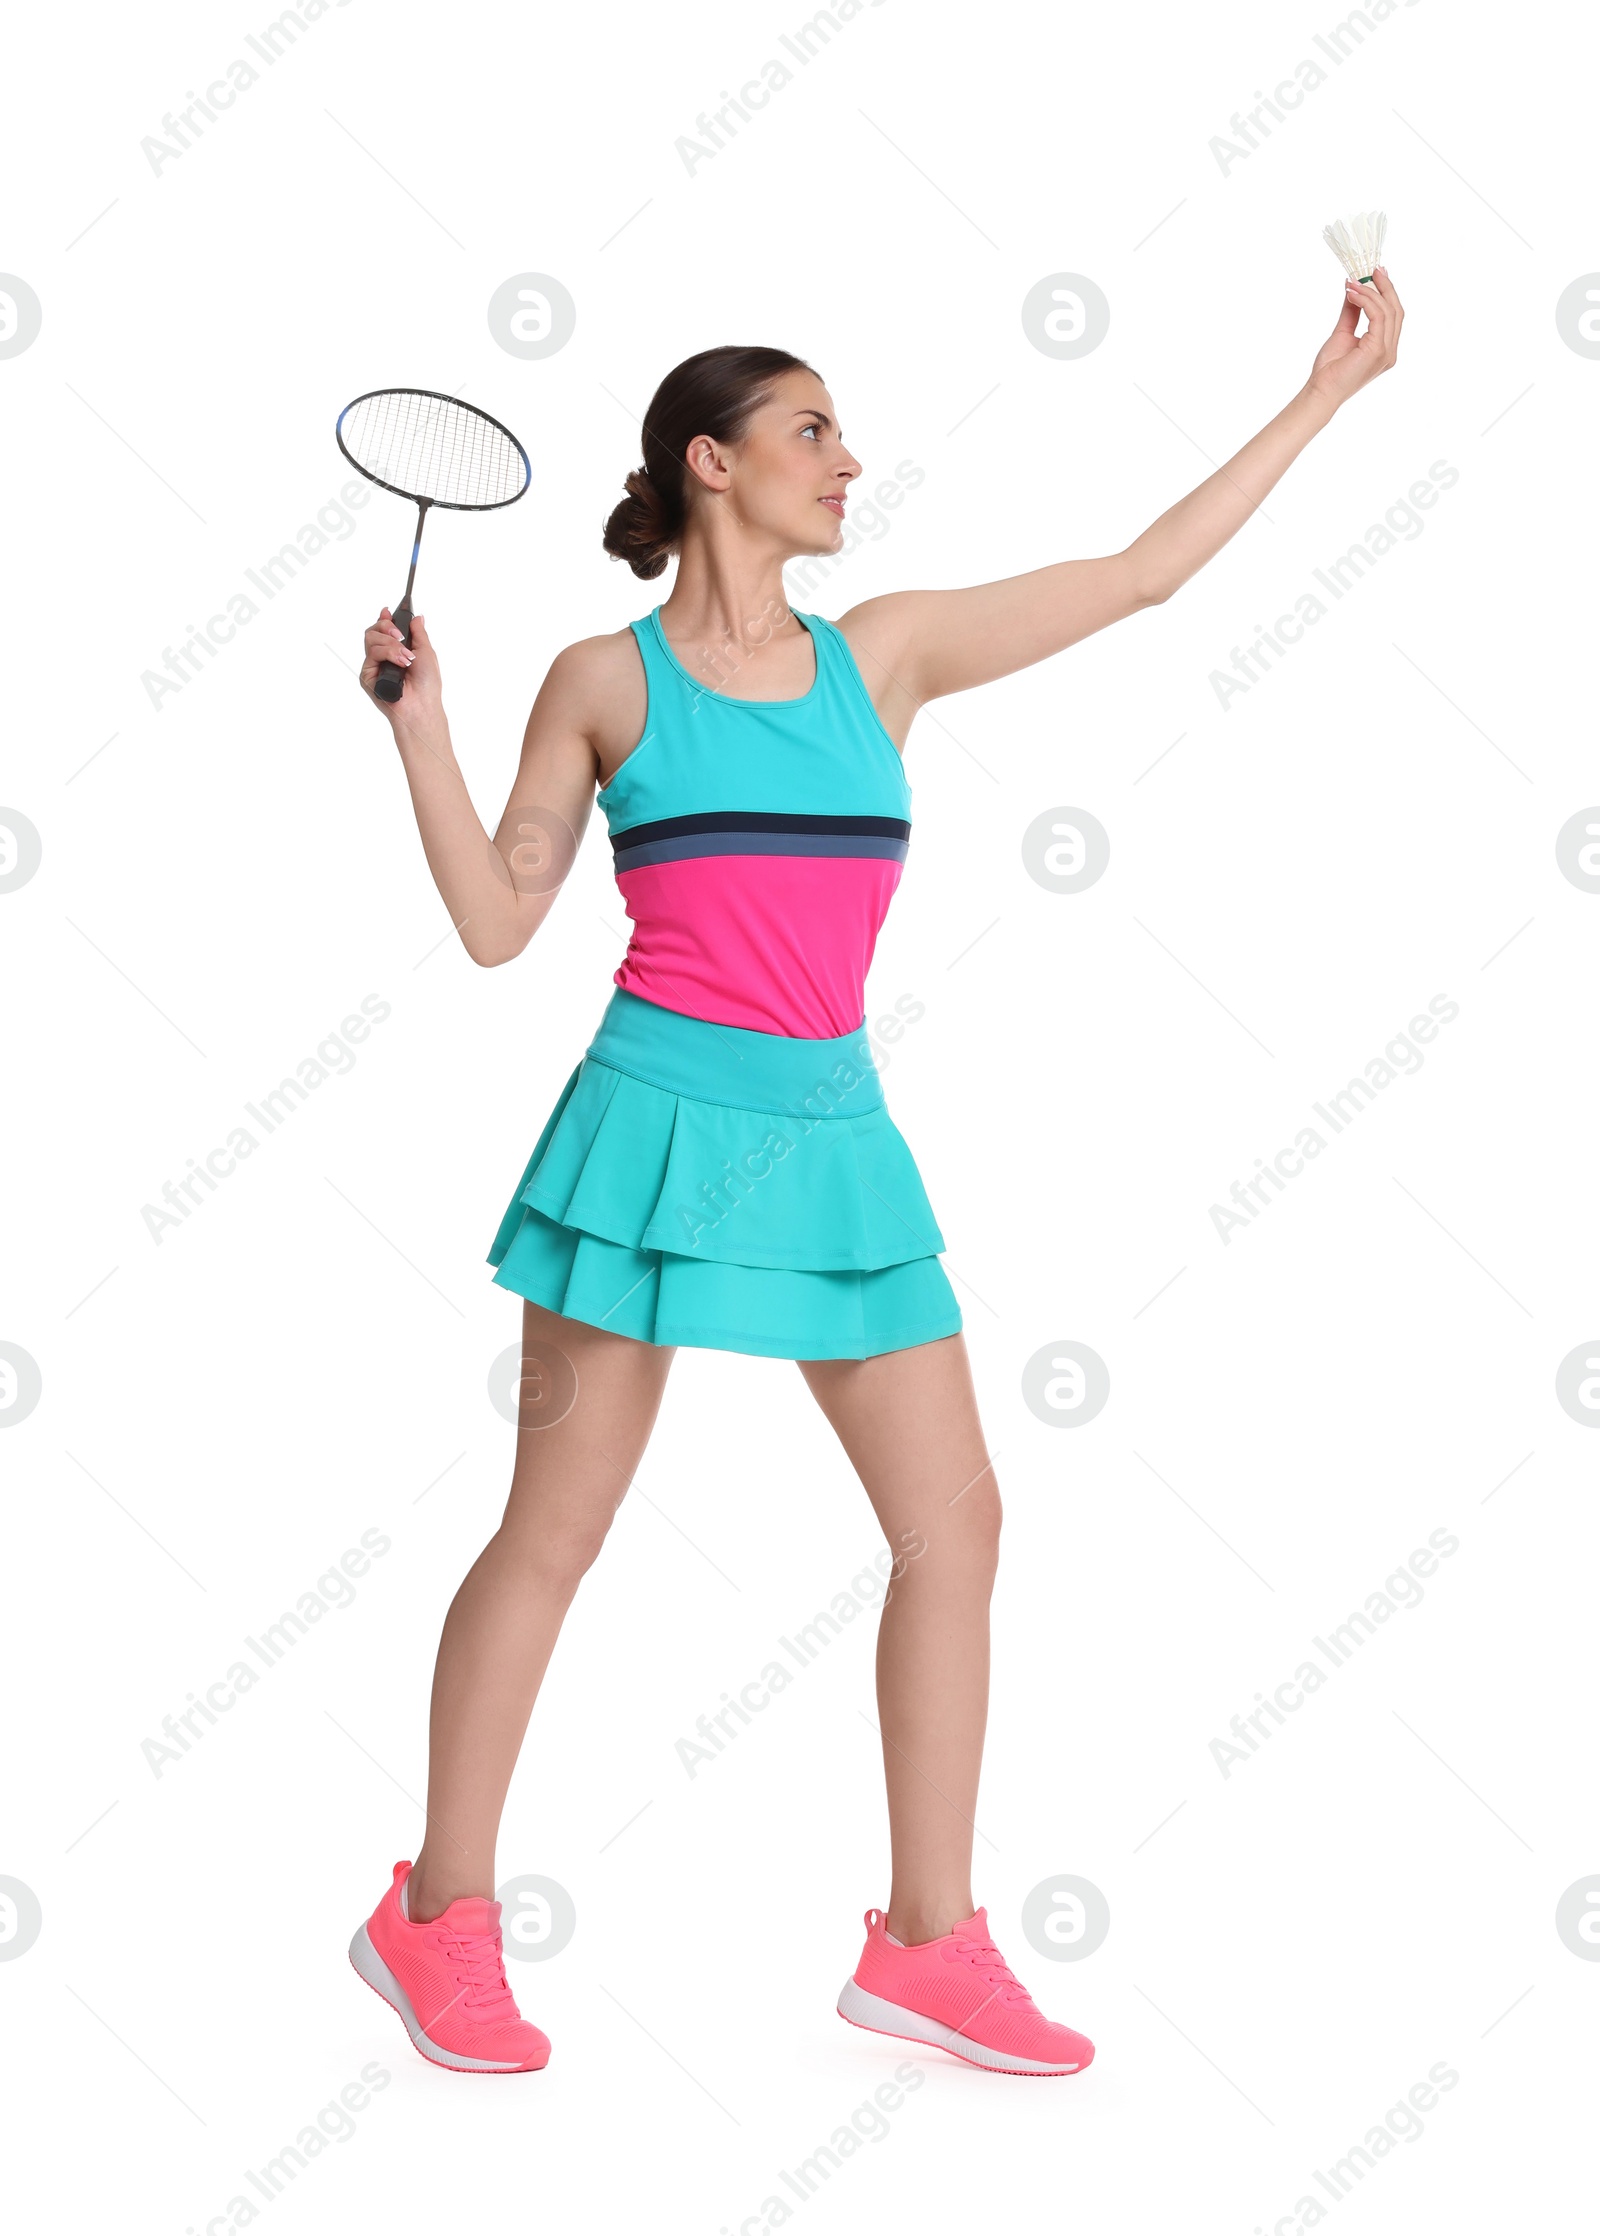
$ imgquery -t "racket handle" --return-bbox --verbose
[374,596,414,705]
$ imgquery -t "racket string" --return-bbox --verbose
[338,389,527,508]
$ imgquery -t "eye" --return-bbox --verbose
[800,422,820,439]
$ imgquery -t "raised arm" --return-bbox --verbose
[359,609,605,967]
[839,267,1403,713]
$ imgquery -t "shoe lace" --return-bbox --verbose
[441,1927,516,2017]
[943,1933,1034,2008]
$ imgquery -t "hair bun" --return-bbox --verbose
[603,466,674,581]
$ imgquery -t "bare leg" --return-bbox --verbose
[797,1332,1001,1947]
[407,1300,675,1922]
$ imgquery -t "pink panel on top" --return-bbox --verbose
[613,853,903,1039]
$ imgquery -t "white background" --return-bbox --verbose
[4,0,1597,2228]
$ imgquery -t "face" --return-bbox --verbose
[684,369,861,556]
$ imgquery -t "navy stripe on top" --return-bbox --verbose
[613,808,911,874]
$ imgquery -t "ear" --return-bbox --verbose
[684,434,733,493]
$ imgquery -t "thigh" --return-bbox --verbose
[501,1299,676,1555]
[797,1332,1001,1564]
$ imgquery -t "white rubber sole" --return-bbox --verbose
[348,1922,535,2073]
[836,1976,1085,2076]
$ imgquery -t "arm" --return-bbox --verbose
[358,608,604,968]
[840,267,1404,710]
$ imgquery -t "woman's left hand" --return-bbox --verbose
[1306,266,1404,410]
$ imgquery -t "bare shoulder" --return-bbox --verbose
[543,628,644,726]
[541,625,648,779]
[833,591,922,677]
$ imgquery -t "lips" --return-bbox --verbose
[819,496,845,516]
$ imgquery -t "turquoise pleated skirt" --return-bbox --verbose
[486,987,963,1361]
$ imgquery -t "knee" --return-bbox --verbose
[949,1459,1003,1569]
[960,1481,1003,1585]
[497,1514,614,1598]
[888,1476,1002,1596]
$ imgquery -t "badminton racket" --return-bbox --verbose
[335,387,531,702]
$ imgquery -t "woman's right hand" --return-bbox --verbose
[360,607,446,735]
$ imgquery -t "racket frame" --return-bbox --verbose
[334,387,531,705]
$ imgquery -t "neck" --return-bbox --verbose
[656,531,803,690]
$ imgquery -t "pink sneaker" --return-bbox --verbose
[348,1860,550,2074]
[837,1906,1094,2077]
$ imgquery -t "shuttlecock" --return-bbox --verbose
[1323,210,1388,284]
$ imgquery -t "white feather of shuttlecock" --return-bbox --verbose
[1322,210,1388,281]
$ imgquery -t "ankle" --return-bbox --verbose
[885,1897,974,1947]
[405,1872,444,1925]
[406,1863,479,1925]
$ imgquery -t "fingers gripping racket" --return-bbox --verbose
[335,387,531,702]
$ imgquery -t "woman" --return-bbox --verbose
[347,274,1403,2077]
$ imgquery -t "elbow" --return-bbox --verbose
[459,925,512,969]
[460,892,551,968]
[464,919,539,969]
[1119,551,1172,610]
[465,937,524,969]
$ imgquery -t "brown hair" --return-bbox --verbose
[602,344,818,580]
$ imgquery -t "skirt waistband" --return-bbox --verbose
[585,987,883,1118]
